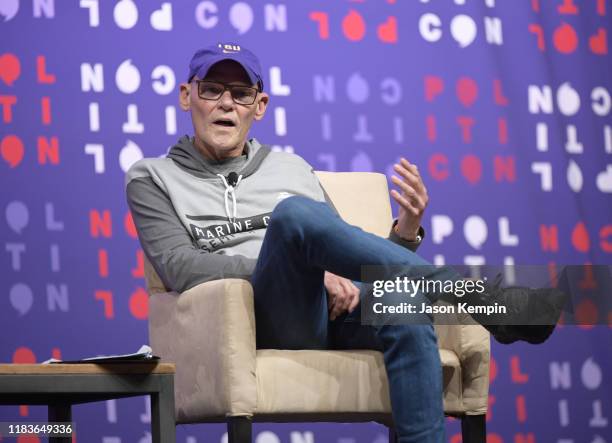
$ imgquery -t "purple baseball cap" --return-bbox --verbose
[187,43,264,90]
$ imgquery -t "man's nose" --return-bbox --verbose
[218,90,235,109]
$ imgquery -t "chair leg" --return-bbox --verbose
[388,426,397,443]
[461,414,486,443]
[48,403,72,443]
[228,416,252,443]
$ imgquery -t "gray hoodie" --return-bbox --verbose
[126,136,421,293]
[126,136,331,292]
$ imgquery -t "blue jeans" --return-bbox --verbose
[251,196,460,443]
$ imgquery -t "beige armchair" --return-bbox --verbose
[145,172,490,443]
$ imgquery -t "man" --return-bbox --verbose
[126,43,567,442]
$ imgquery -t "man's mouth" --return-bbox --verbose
[213,119,236,127]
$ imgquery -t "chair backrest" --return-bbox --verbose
[315,171,393,238]
[144,172,394,293]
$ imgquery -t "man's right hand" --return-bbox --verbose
[324,271,360,321]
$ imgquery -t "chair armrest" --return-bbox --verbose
[434,308,490,415]
[148,279,257,422]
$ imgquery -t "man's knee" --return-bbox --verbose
[271,196,325,227]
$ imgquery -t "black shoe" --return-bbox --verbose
[474,283,570,345]
[488,324,554,345]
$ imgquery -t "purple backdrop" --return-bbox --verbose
[1,0,611,442]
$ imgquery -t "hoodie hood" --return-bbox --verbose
[167,135,270,179]
[167,135,271,222]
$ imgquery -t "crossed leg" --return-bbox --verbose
[251,196,453,442]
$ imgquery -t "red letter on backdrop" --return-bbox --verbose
[600,225,612,253]
[95,290,114,319]
[511,356,529,384]
[90,210,113,238]
[36,55,56,84]
[428,153,449,181]
[37,136,60,164]
[0,95,17,122]
[539,225,559,252]
[494,156,516,182]
[424,76,444,102]
[309,12,330,39]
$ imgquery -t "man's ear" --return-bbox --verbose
[253,92,269,121]
[179,83,191,111]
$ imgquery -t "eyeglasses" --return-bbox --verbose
[195,80,260,105]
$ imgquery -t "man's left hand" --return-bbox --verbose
[325,271,360,321]
[390,158,428,241]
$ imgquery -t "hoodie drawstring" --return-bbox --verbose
[217,174,243,222]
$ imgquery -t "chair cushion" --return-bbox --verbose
[254,348,463,416]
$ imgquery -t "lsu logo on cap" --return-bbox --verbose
[218,43,241,53]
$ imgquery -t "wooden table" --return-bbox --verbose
[0,362,175,443]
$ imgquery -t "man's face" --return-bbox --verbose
[179,60,269,160]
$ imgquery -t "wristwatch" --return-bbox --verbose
[393,223,422,243]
